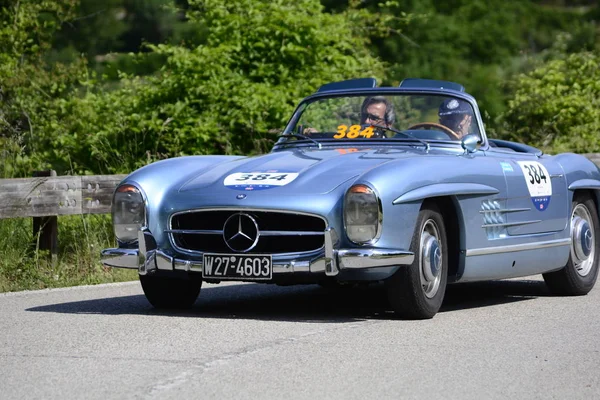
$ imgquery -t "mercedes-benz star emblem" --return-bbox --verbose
[223,213,260,252]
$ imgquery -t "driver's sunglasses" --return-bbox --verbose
[364,113,385,124]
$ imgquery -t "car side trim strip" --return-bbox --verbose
[465,238,570,257]
[481,220,542,228]
[393,183,499,204]
[479,208,530,214]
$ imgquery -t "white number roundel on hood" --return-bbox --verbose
[224,172,299,190]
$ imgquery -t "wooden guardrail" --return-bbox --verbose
[0,173,127,219]
[0,172,126,256]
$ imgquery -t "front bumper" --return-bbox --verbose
[101,229,414,278]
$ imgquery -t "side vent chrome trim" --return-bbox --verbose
[482,220,542,228]
[479,208,530,214]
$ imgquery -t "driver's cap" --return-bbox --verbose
[439,99,472,116]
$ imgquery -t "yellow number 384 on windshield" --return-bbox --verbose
[334,124,376,139]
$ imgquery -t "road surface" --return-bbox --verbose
[1,277,599,399]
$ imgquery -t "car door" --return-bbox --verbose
[488,150,569,235]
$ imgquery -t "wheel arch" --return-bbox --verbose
[543,187,600,295]
[571,188,600,218]
[423,196,463,283]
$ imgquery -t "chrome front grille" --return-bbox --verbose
[169,210,327,254]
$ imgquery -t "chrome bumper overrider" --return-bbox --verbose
[101,228,414,277]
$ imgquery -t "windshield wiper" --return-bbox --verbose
[278,133,322,149]
[370,124,430,152]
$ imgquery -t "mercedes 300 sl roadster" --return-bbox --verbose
[102,78,600,319]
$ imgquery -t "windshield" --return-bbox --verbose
[281,93,481,143]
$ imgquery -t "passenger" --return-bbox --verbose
[438,98,473,138]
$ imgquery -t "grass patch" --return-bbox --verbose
[0,214,137,293]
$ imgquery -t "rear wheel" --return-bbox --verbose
[139,274,202,309]
[543,193,600,295]
[385,202,448,319]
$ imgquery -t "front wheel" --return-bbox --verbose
[385,202,448,319]
[140,274,202,309]
[543,193,600,295]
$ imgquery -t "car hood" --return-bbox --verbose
[179,146,424,195]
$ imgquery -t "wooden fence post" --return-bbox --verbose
[32,170,58,260]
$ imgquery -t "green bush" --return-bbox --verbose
[1,0,390,176]
[499,51,600,153]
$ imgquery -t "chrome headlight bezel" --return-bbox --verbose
[343,183,382,245]
[111,183,146,245]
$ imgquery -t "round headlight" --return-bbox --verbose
[344,184,381,244]
[112,184,146,243]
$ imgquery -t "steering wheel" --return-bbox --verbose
[407,122,460,140]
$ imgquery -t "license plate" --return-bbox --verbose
[202,253,272,281]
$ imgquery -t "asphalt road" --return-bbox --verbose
[1,276,599,399]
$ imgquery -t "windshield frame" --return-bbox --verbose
[275,87,488,151]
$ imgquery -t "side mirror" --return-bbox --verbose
[461,134,479,154]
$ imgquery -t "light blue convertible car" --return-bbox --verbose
[102,78,600,319]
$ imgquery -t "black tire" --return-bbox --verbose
[139,274,202,309]
[385,201,448,319]
[543,193,600,295]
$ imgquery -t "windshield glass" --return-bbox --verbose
[282,93,481,143]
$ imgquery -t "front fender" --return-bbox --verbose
[392,183,499,204]
[119,155,245,249]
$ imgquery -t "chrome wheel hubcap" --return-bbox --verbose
[571,204,595,277]
[420,219,442,298]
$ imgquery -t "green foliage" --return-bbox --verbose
[0,0,77,66]
[0,0,84,177]
[361,0,599,123]
[50,0,128,60]
[499,51,600,153]
[0,215,136,292]
[3,0,599,176]
[3,0,389,175]
[48,0,204,72]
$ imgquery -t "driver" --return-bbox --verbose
[304,96,395,138]
[360,96,395,137]
[438,98,473,138]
